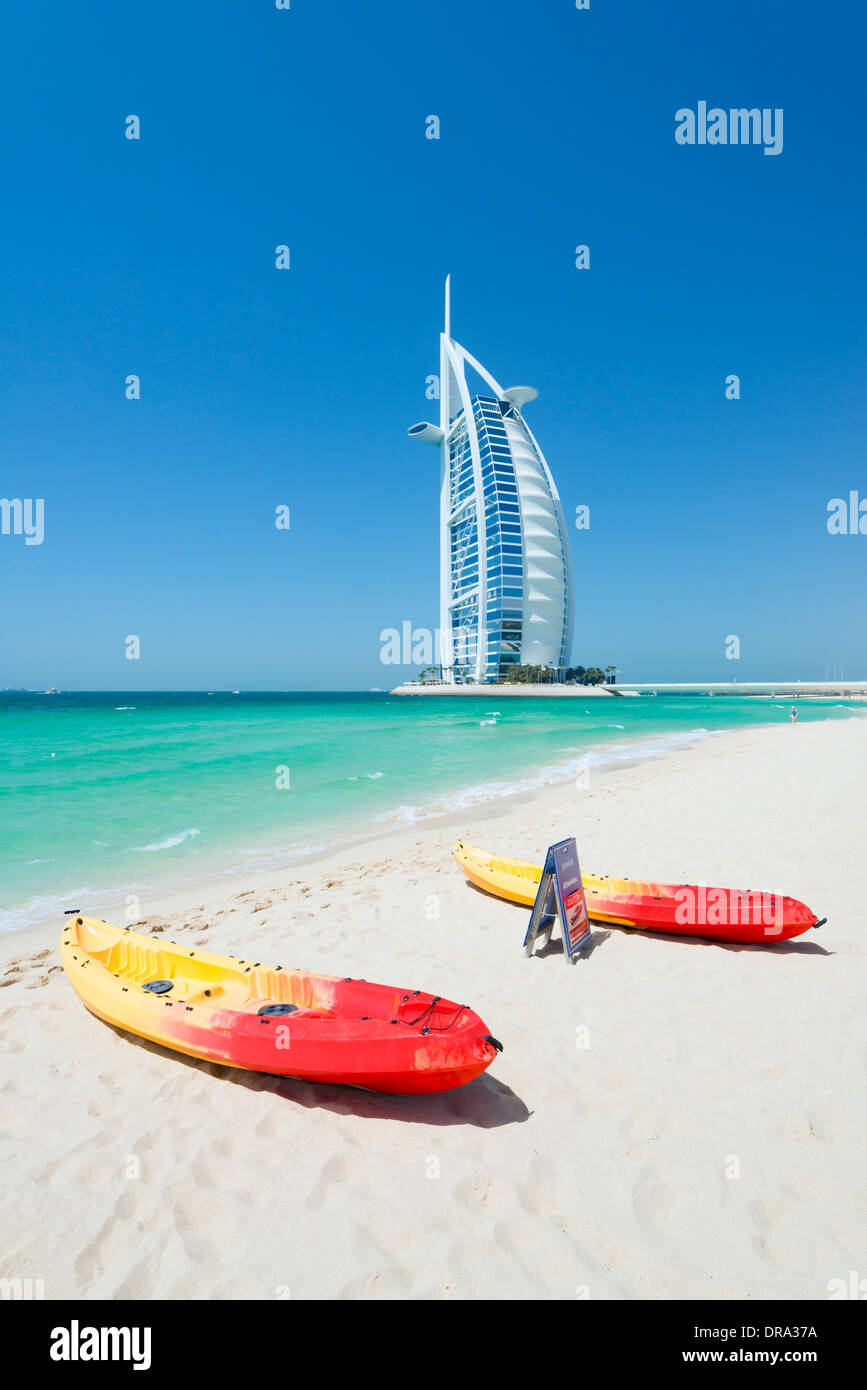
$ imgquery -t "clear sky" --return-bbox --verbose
[1,0,864,689]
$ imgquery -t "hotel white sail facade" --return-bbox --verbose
[409,279,574,684]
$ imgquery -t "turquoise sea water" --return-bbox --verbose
[1,691,863,933]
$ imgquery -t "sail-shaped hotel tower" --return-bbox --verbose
[409,278,574,684]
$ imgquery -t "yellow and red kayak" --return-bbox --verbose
[453,842,823,944]
[61,916,502,1094]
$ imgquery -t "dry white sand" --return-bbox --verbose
[1,717,864,1300]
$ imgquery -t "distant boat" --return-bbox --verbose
[44,688,60,694]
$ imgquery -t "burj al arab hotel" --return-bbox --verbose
[408,278,574,685]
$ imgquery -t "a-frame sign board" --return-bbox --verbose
[523,837,593,964]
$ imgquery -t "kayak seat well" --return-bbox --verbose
[72,920,329,1013]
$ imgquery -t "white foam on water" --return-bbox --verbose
[134,828,201,852]
[0,887,134,936]
[371,727,719,827]
[224,841,329,874]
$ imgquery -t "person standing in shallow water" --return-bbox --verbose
[790,706,799,723]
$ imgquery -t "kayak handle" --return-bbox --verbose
[812,918,827,930]
[484,1035,504,1053]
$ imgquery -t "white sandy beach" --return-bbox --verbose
[1,717,865,1300]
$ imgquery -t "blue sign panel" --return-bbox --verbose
[524,837,592,963]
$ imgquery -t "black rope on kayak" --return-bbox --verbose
[401,997,469,1033]
[403,999,442,1027]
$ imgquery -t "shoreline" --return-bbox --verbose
[0,713,858,959]
[391,683,867,698]
[390,682,625,697]
[1,720,746,948]
[2,716,865,1298]
[5,696,865,942]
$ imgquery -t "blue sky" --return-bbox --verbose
[1,0,864,689]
